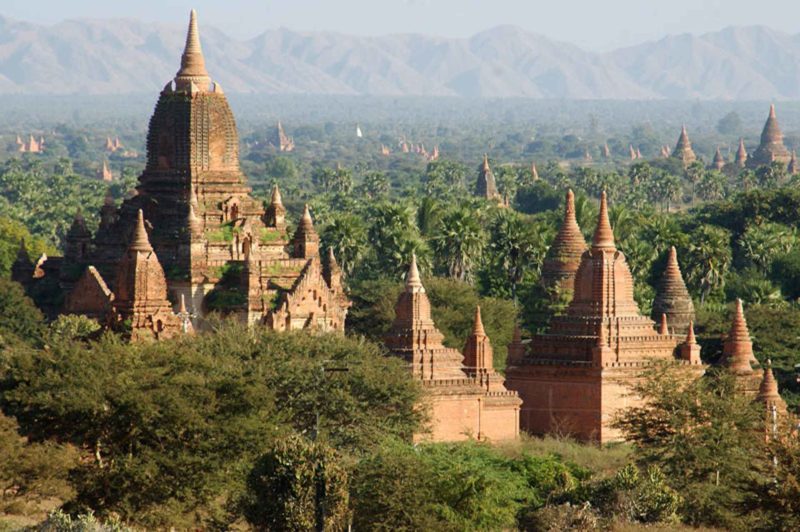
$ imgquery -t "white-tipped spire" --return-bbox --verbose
[175,9,211,90]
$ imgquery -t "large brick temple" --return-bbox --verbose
[13,11,350,340]
[505,192,705,442]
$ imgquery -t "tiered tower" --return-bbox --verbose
[506,192,702,442]
[672,125,697,166]
[384,255,520,442]
[540,189,587,294]
[749,104,791,167]
[651,246,695,335]
[24,11,350,333]
[476,154,501,203]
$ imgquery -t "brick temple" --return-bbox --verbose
[13,10,350,340]
[384,254,521,442]
[505,192,704,442]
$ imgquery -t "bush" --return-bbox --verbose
[241,434,349,531]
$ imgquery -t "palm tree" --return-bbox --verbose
[487,211,550,301]
[320,213,368,277]
[684,225,732,303]
[431,207,486,282]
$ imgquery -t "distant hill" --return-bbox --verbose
[1,15,800,99]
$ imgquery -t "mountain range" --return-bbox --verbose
[2,15,800,99]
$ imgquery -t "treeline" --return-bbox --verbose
[2,285,800,530]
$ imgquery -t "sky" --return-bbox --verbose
[4,0,800,51]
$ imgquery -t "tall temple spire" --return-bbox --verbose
[651,246,695,334]
[591,191,615,251]
[541,189,587,292]
[174,9,211,90]
[722,299,757,374]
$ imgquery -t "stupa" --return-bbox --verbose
[540,189,587,294]
[711,147,726,171]
[506,192,702,442]
[672,125,697,166]
[650,246,695,335]
[749,104,791,167]
[720,299,762,393]
[735,138,748,168]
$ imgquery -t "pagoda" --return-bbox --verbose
[476,154,502,203]
[720,299,762,393]
[710,147,726,171]
[651,246,695,335]
[756,359,788,419]
[735,138,748,168]
[749,104,791,167]
[271,122,295,152]
[540,189,587,294]
[672,125,696,166]
[20,11,349,333]
[384,255,521,442]
[506,192,702,442]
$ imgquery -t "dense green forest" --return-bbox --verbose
[3,101,800,529]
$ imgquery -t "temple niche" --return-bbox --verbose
[506,192,704,443]
[384,255,521,442]
[17,10,350,335]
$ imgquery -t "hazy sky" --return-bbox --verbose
[4,0,800,50]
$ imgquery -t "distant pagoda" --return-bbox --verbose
[710,147,726,171]
[476,154,502,203]
[271,121,295,152]
[540,189,586,295]
[735,138,748,168]
[651,246,695,335]
[672,125,696,166]
[749,104,791,167]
